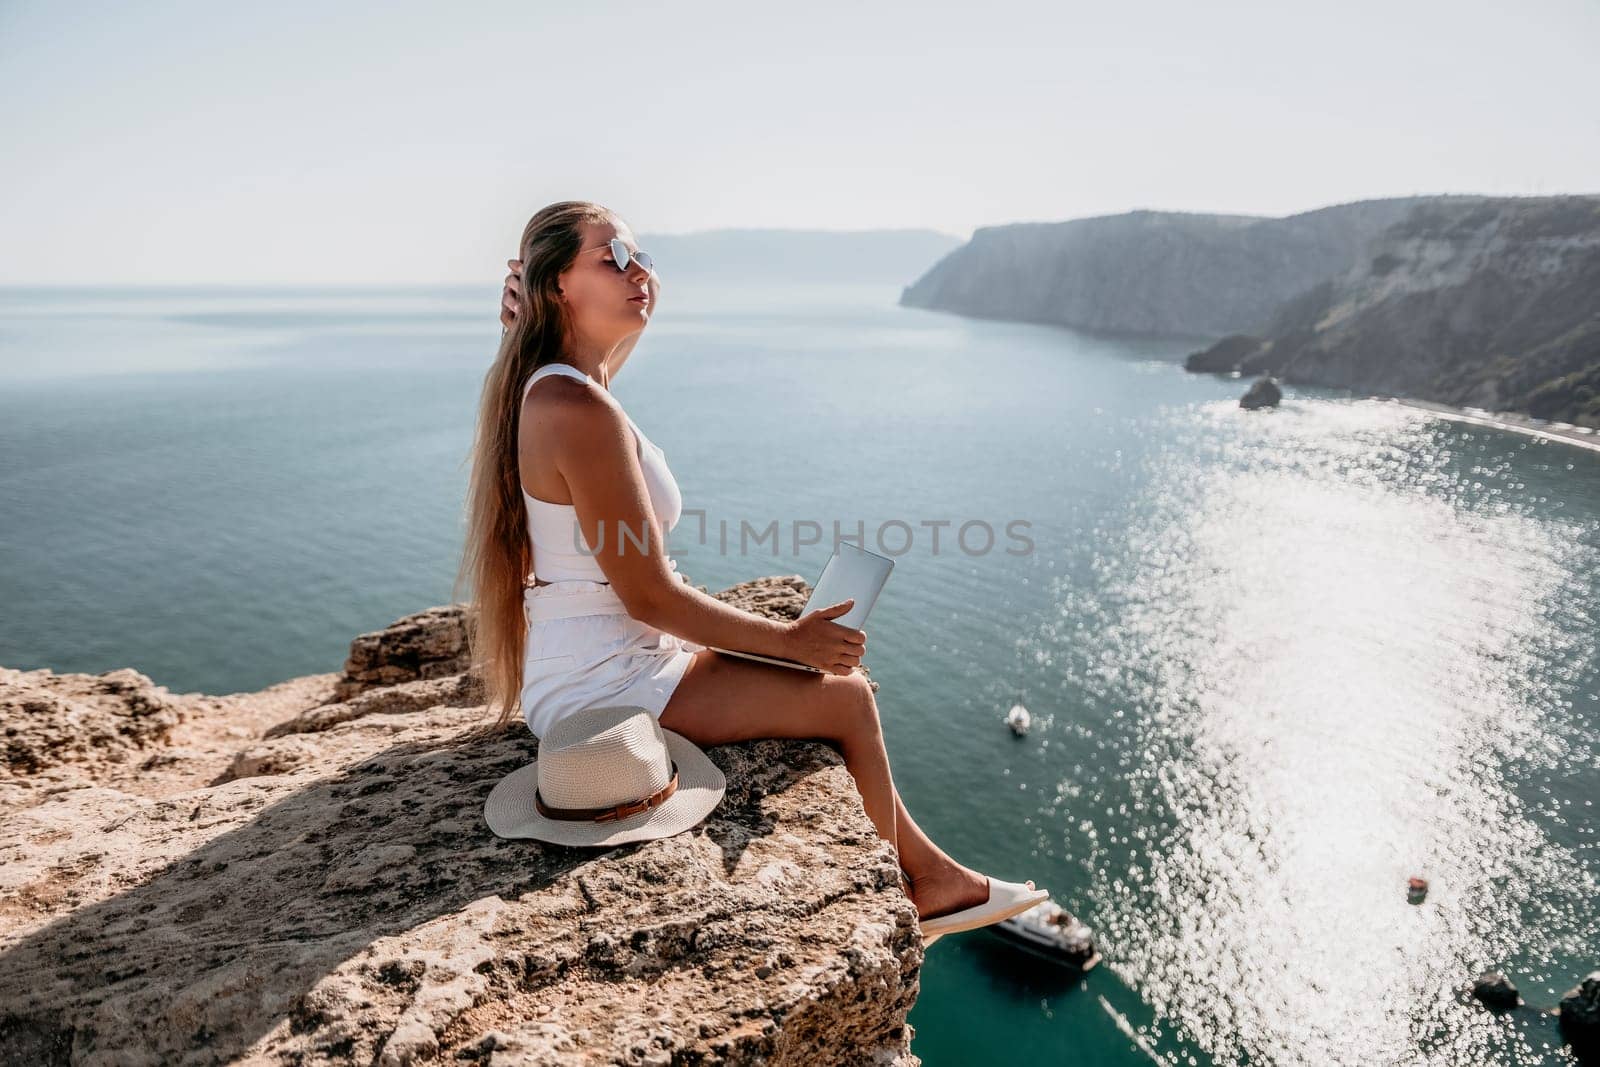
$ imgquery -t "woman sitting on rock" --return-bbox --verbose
[457,200,1045,942]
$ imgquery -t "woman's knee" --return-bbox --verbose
[826,670,880,738]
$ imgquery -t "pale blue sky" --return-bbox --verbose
[2,0,1596,284]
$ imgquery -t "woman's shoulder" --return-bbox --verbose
[525,369,604,412]
[523,373,630,447]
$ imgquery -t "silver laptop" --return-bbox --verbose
[709,544,895,672]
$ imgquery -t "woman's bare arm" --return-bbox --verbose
[533,380,807,663]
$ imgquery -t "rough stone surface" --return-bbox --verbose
[1183,333,1265,374]
[0,576,920,1065]
[1238,376,1282,410]
[1470,971,1522,1012]
[1561,971,1600,1064]
[1,666,185,779]
[332,604,475,702]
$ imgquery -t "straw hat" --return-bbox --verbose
[484,704,726,847]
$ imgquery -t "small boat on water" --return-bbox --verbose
[1006,702,1031,735]
[989,899,1102,970]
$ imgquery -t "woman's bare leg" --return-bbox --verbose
[659,649,1022,919]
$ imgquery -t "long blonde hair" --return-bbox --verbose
[454,200,616,731]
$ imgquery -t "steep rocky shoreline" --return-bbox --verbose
[899,197,1434,337]
[1183,197,1600,429]
[0,576,923,1065]
[903,194,1600,429]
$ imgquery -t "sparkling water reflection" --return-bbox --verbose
[1028,397,1599,1065]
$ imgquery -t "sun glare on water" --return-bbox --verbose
[1028,397,1598,1065]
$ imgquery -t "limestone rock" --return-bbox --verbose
[1184,334,1264,374]
[333,605,474,702]
[1470,970,1522,1011]
[0,576,921,1064]
[2,665,185,778]
[1239,376,1283,410]
[1561,971,1600,1064]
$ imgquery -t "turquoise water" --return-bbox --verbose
[2,284,1596,1065]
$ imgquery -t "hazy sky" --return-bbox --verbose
[3,0,1596,284]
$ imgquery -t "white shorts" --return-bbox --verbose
[520,578,707,740]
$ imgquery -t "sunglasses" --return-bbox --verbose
[606,237,654,275]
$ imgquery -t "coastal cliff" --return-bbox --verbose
[0,577,923,1065]
[898,198,1432,336]
[1186,196,1600,429]
[902,194,1600,429]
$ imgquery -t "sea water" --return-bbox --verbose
[1,282,1596,1065]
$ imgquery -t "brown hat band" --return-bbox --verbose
[534,761,681,823]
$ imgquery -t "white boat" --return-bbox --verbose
[989,899,1102,970]
[1006,702,1031,735]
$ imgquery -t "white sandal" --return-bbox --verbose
[919,877,1048,945]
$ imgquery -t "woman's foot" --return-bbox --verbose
[907,862,1033,922]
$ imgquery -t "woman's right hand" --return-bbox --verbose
[785,599,867,675]
[501,259,524,330]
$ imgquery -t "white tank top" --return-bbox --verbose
[520,362,685,583]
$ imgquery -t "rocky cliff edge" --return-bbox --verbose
[0,575,923,1066]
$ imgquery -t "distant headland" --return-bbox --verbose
[900,195,1600,432]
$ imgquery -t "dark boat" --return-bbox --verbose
[988,899,1102,970]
